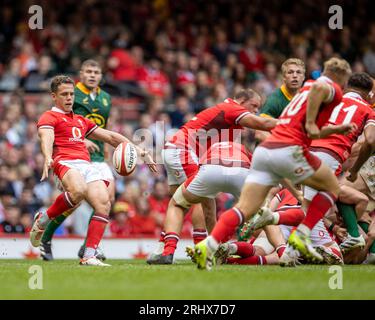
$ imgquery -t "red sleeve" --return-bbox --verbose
[224,103,251,125]
[365,110,375,130]
[327,82,343,106]
[37,112,57,130]
[83,117,98,137]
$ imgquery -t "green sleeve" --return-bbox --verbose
[259,96,281,119]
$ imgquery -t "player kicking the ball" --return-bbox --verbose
[30,75,156,266]
[40,59,115,261]
[193,57,354,270]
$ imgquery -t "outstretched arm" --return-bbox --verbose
[88,127,157,172]
[239,113,278,131]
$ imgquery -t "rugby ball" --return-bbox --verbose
[112,141,137,176]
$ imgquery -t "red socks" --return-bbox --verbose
[86,213,109,250]
[277,208,305,226]
[234,242,255,258]
[276,245,286,258]
[211,208,244,243]
[193,229,208,244]
[163,232,179,256]
[302,192,337,230]
[227,255,267,265]
[47,192,75,219]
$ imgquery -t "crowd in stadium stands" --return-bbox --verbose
[0,0,374,236]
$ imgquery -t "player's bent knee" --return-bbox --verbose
[172,186,192,209]
[70,187,86,203]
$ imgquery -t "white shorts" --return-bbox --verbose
[359,156,375,198]
[55,159,107,185]
[162,146,199,186]
[253,235,275,255]
[280,219,334,247]
[185,164,250,200]
[245,145,321,186]
[91,162,114,181]
[304,151,341,201]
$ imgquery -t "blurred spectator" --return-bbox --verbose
[128,197,157,236]
[0,205,24,233]
[169,95,191,128]
[239,37,265,75]
[0,58,21,91]
[148,180,170,229]
[137,58,171,99]
[109,201,133,237]
[22,55,54,92]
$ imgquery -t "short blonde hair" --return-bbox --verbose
[323,57,352,76]
[281,58,305,75]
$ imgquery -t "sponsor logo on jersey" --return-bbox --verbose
[86,113,106,128]
[69,127,84,142]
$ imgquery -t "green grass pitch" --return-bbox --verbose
[1,259,374,299]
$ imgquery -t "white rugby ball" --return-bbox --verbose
[112,141,137,176]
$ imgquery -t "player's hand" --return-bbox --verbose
[305,122,320,139]
[85,139,100,153]
[346,170,358,182]
[41,158,53,181]
[333,226,348,242]
[139,150,158,173]
[338,123,358,135]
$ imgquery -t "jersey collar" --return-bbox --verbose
[280,85,293,101]
[76,82,101,95]
[344,92,363,100]
[224,98,240,106]
[51,106,72,115]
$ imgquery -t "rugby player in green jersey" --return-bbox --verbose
[256,58,305,142]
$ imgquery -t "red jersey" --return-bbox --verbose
[168,98,250,156]
[37,107,98,162]
[275,189,300,211]
[200,141,252,168]
[264,77,343,148]
[310,92,375,163]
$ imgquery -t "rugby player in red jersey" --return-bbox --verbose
[148,141,252,264]
[251,73,375,257]
[148,89,277,263]
[30,75,156,266]
[194,58,354,270]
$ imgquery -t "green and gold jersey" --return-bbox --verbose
[259,85,293,119]
[74,82,112,162]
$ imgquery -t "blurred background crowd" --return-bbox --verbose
[0,0,374,237]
